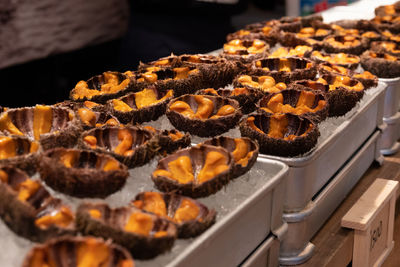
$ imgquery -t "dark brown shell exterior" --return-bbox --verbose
[371,16,400,33]
[107,87,174,124]
[226,29,278,46]
[370,41,400,57]
[0,135,40,176]
[321,34,368,55]
[0,105,82,151]
[157,129,191,156]
[139,54,242,89]
[70,71,133,103]
[71,103,121,130]
[76,202,177,259]
[0,167,76,242]
[360,50,400,78]
[22,235,134,267]
[203,136,259,178]
[179,54,244,88]
[251,57,317,83]
[78,125,158,168]
[196,87,263,114]
[319,74,365,117]
[131,66,205,97]
[221,39,270,65]
[138,54,180,71]
[375,4,400,17]
[316,64,378,89]
[239,113,320,157]
[151,145,234,198]
[132,191,217,238]
[38,147,129,198]
[166,94,242,137]
[257,88,329,123]
[309,51,360,70]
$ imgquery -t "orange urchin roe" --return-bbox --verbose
[186,55,202,63]
[35,206,74,229]
[268,114,289,139]
[236,29,251,36]
[384,5,396,15]
[312,51,359,64]
[247,115,305,141]
[296,27,329,38]
[113,99,133,112]
[362,31,379,38]
[153,156,194,184]
[154,58,171,66]
[32,105,53,141]
[318,76,364,92]
[174,67,199,79]
[114,129,134,156]
[231,87,249,96]
[170,95,234,120]
[374,15,400,24]
[124,70,135,77]
[132,192,167,217]
[382,30,400,42]
[78,108,97,127]
[193,96,214,119]
[138,71,158,83]
[0,137,16,159]
[202,88,218,95]
[332,25,359,36]
[143,125,157,133]
[173,198,200,223]
[262,26,272,35]
[210,105,235,119]
[322,64,349,75]
[224,39,266,55]
[256,58,294,72]
[261,91,326,115]
[76,237,111,267]
[237,75,286,93]
[102,158,121,171]
[232,138,253,167]
[124,212,155,236]
[353,71,376,79]
[326,35,361,48]
[134,89,173,109]
[288,45,312,57]
[278,58,292,72]
[0,113,24,136]
[73,73,130,100]
[60,150,77,168]
[83,135,97,149]
[168,130,184,141]
[246,117,264,134]
[17,179,41,202]
[197,151,229,183]
[369,51,398,61]
[379,41,400,53]
[0,169,8,183]
[101,118,120,127]
[89,209,102,219]
[83,101,100,109]
[269,47,290,58]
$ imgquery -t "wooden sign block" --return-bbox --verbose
[341,178,398,267]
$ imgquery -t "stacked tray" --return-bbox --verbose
[0,157,288,267]
[379,77,400,155]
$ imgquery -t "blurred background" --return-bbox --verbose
[0,0,284,107]
[0,0,350,107]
